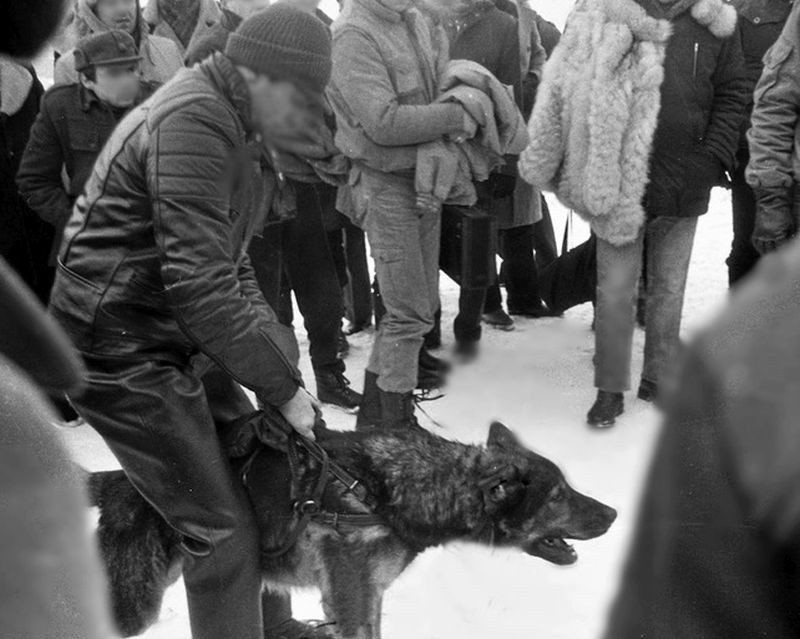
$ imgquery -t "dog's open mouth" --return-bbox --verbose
[526,536,579,565]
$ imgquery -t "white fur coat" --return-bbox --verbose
[518,0,736,246]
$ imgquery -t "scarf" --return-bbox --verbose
[159,0,201,48]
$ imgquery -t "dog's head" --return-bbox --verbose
[479,422,617,566]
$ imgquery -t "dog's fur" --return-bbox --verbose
[90,422,616,638]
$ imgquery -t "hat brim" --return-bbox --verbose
[77,54,142,71]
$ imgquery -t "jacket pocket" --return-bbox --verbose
[67,118,103,154]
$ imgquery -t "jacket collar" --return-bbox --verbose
[77,82,100,112]
[637,0,738,36]
[143,0,221,34]
[353,0,413,23]
[200,53,254,136]
[74,0,147,47]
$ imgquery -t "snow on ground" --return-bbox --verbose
[62,188,734,639]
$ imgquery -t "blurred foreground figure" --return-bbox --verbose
[605,243,800,637]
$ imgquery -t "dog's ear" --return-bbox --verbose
[480,464,525,513]
[487,422,522,451]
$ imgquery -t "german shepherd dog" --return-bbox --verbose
[89,422,617,638]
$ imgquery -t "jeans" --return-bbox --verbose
[595,216,698,392]
[728,146,761,286]
[71,359,265,639]
[357,169,440,393]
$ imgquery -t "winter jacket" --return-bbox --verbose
[54,0,183,86]
[0,64,54,302]
[49,54,303,407]
[518,4,547,119]
[604,239,800,638]
[643,0,747,219]
[16,81,156,265]
[520,0,743,246]
[143,0,229,58]
[328,0,466,174]
[732,0,793,142]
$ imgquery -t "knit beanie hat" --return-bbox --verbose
[225,4,332,99]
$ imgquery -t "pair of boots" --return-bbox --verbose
[355,371,418,432]
[587,380,659,428]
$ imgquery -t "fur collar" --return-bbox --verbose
[586,0,673,43]
[690,0,738,37]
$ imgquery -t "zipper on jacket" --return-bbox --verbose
[692,42,699,80]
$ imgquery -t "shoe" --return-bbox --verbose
[637,379,658,403]
[268,618,337,638]
[454,340,479,362]
[508,301,557,318]
[379,389,424,431]
[417,363,446,392]
[587,391,624,428]
[482,309,515,331]
[315,367,362,412]
[355,371,381,432]
[336,330,350,358]
[342,320,371,336]
[419,348,451,375]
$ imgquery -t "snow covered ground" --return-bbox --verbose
[62,188,735,639]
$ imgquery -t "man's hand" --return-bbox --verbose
[752,187,796,255]
[448,109,479,144]
[279,387,320,441]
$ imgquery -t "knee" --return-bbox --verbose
[180,504,259,561]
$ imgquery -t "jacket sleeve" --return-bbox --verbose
[746,35,800,190]
[496,17,523,177]
[522,21,546,120]
[148,99,302,406]
[704,27,749,171]
[16,96,73,229]
[330,28,466,147]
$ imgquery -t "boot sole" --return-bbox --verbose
[587,407,624,429]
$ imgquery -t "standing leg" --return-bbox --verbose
[344,217,374,331]
[71,357,264,639]
[533,195,558,269]
[641,216,699,392]
[503,225,547,316]
[728,146,761,286]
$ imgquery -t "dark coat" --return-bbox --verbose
[641,0,748,218]
[48,54,303,407]
[605,240,800,639]
[529,8,561,57]
[16,82,156,265]
[733,0,793,141]
[0,68,54,303]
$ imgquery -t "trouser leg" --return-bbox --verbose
[594,232,644,393]
[284,183,345,373]
[533,196,558,269]
[454,286,486,344]
[728,146,760,286]
[502,225,541,310]
[71,356,263,639]
[248,226,293,327]
[343,217,374,328]
[363,175,438,393]
[641,216,698,385]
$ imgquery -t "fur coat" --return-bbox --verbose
[518,0,738,246]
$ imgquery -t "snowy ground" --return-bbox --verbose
[63,188,735,639]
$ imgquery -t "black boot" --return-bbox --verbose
[355,370,381,432]
[419,348,451,375]
[379,389,423,431]
[587,391,624,428]
[637,378,658,403]
[315,365,362,412]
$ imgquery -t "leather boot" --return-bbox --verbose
[419,348,451,375]
[587,391,624,429]
[379,389,422,431]
[315,364,362,412]
[355,371,381,432]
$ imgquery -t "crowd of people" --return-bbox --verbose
[4,0,800,636]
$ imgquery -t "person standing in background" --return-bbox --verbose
[55,0,183,85]
[727,0,793,285]
[329,0,477,430]
[18,31,156,296]
[144,0,234,57]
[1,61,52,304]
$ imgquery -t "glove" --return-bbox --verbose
[752,187,796,255]
[488,172,516,199]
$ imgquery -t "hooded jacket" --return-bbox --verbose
[144,0,229,58]
[54,0,183,86]
[520,0,744,246]
[48,54,302,407]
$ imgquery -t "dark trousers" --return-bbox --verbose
[534,196,558,269]
[249,182,345,375]
[340,216,373,329]
[485,224,541,313]
[71,359,265,639]
[728,146,761,286]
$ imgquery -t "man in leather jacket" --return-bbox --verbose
[48,6,332,638]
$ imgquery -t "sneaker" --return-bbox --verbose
[637,379,658,403]
[482,309,515,331]
[587,391,624,429]
[315,368,362,412]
